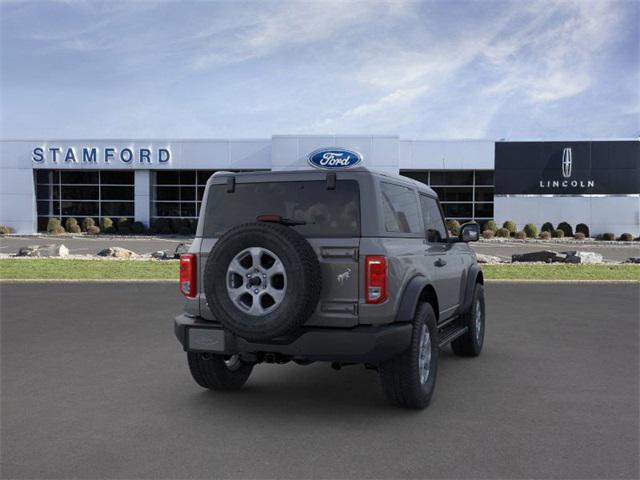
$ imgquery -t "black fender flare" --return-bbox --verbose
[459,264,483,314]
[395,275,431,323]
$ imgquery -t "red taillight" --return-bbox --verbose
[179,254,197,298]
[365,255,387,304]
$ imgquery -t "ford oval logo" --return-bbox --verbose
[307,147,363,169]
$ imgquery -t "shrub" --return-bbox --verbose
[68,224,81,234]
[574,232,586,240]
[598,232,615,241]
[131,221,146,234]
[618,233,633,242]
[515,230,527,240]
[151,218,172,235]
[575,223,590,238]
[101,217,114,233]
[86,225,101,235]
[523,223,538,238]
[552,229,565,238]
[64,217,78,230]
[483,220,498,233]
[50,225,65,235]
[46,218,62,233]
[496,227,510,238]
[541,222,554,233]
[81,217,96,231]
[539,231,551,240]
[0,224,13,234]
[502,220,517,235]
[116,217,131,234]
[482,229,495,239]
[557,221,573,237]
[446,219,461,236]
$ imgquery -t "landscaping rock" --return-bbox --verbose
[511,250,566,263]
[624,257,640,264]
[475,253,503,264]
[173,242,191,259]
[561,251,604,264]
[17,244,69,257]
[151,250,171,260]
[97,247,136,258]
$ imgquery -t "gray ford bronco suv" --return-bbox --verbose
[174,167,485,409]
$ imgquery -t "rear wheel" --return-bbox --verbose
[378,303,439,409]
[187,352,253,390]
[451,283,485,357]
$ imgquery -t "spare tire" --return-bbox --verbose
[203,222,321,341]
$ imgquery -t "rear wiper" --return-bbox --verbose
[256,214,307,226]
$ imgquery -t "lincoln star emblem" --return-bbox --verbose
[562,147,572,178]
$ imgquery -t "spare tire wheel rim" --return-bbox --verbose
[226,247,287,316]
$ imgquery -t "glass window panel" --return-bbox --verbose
[180,203,196,217]
[180,171,196,184]
[35,170,51,183]
[53,202,60,215]
[36,185,50,199]
[475,171,494,185]
[101,186,134,200]
[37,201,50,215]
[400,171,429,185]
[430,171,473,185]
[441,203,473,218]
[380,182,421,234]
[154,202,181,217]
[419,195,447,242]
[155,171,180,184]
[60,171,99,184]
[474,203,494,218]
[101,171,134,185]
[37,217,50,232]
[475,187,494,202]
[156,187,180,201]
[197,186,206,200]
[197,171,216,184]
[61,186,99,200]
[52,185,60,199]
[431,187,472,202]
[180,186,196,201]
[61,201,99,216]
[101,202,134,217]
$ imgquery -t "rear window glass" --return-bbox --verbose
[203,180,360,237]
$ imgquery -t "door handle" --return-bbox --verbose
[434,258,447,267]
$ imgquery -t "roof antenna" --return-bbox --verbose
[326,172,336,190]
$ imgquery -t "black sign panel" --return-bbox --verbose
[495,141,640,195]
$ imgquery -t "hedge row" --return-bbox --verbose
[480,220,637,241]
[42,217,196,236]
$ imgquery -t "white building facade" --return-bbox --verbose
[0,135,637,235]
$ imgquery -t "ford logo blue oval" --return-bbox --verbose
[307,147,363,169]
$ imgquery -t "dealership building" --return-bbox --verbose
[0,136,638,235]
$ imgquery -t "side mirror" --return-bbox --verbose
[459,222,480,242]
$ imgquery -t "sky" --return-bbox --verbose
[1,0,638,140]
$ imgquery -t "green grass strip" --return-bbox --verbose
[0,259,179,280]
[0,259,638,281]
[481,263,640,281]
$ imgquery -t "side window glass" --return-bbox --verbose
[420,195,448,242]
[380,182,421,234]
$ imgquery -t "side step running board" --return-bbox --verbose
[438,326,468,348]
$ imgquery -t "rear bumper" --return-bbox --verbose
[174,314,411,364]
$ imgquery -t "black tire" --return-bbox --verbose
[451,283,485,357]
[203,222,321,342]
[187,352,253,390]
[378,303,439,409]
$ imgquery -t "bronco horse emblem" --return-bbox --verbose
[336,268,352,285]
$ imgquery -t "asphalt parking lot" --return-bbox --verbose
[1,282,638,479]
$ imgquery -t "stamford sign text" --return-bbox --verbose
[32,146,171,164]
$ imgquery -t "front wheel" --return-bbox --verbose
[378,303,439,409]
[187,352,253,390]
[451,283,485,357]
